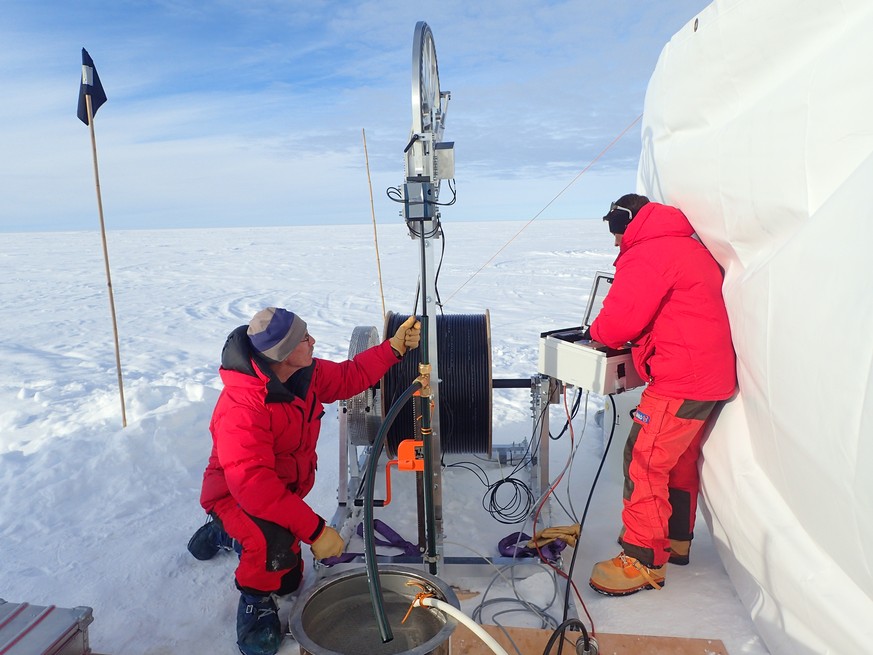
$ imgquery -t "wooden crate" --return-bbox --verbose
[450,622,729,655]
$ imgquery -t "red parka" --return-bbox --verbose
[590,202,736,401]
[200,326,399,544]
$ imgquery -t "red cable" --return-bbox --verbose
[532,387,596,636]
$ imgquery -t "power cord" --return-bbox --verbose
[552,394,617,655]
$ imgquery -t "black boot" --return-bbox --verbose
[236,593,281,655]
[187,516,238,560]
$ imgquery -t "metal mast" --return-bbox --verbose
[402,21,454,575]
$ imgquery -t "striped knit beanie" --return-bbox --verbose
[246,307,308,363]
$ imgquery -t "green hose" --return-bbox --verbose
[364,377,423,643]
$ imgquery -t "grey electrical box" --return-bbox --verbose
[435,142,454,180]
[538,329,645,395]
[403,181,434,220]
[537,271,646,395]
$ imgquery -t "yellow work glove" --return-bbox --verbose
[311,526,344,560]
[389,315,422,357]
[527,524,581,549]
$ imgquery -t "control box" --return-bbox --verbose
[538,327,645,395]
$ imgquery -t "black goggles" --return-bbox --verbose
[603,202,634,234]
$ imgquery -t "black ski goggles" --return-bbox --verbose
[603,202,634,234]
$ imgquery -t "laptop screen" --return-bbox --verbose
[582,272,614,330]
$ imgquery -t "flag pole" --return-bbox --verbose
[85,93,127,428]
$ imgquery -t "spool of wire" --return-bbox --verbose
[382,311,492,455]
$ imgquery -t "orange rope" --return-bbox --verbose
[443,113,642,306]
[401,581,436,624]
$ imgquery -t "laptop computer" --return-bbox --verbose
[538,271,644,393]
[543,271,614,343]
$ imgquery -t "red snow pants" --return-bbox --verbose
[212,495,303,596]
[619,388,718,567]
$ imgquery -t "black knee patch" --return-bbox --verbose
[244,512,300,573]
[668,488,693,540]
[276,562,303,595]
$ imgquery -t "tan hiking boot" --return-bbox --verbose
[669,539,691,565]
[589,552,666,596]
[616,529,689,565]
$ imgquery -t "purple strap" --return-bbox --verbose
[359,518,421,556]
[319,519,420,567]
[497,531,567,563]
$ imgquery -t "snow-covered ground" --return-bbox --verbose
[0,220,768,654]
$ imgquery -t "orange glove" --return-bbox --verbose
[311,526,344,560]
[527,524,581,549]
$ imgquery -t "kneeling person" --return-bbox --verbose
[197,307,420,655]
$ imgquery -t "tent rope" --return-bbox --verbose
[442,113,643,306]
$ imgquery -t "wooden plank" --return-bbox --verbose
[450,623,729,655]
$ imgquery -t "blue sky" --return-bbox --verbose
[0,1,711,232]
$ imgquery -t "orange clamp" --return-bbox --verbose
[397,439,425,472]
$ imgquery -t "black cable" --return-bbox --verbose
[556,394,618,655]
[446,457,535,524]
[504,399,549,479]
[385,185,404,203]
[470,398,551,524]
[406,218,442,240]
[434,223,446,313]
[542,618,591,655]
[444,460,490,487]
[483,476,534,525]
[432,178,457,206]
[382,313,491,455]
[550,391,582,440]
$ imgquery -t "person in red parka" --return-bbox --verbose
[586,194,736,597]
[195,306,420,655]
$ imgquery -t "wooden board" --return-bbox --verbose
[450,623,729,655]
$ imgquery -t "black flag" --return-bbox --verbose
[77,48,107,125]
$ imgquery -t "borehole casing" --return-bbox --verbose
[289,566,459,655]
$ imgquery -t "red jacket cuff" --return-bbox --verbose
[307,516,326,544]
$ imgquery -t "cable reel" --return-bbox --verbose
[345,325,382,446]
[382,310,492,457]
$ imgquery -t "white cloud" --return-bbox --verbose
[0,0,711,231]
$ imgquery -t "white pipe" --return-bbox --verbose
[414,597,511,655]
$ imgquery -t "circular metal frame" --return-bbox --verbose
[411,21,440,136]
[346,326,381,445]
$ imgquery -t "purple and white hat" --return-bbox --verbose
[247,307,308,363]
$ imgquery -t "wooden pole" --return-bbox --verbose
[362,128,387,323]
[86,93,127,428]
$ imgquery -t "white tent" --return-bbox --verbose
[638,1,873,653]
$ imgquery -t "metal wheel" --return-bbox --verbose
[346,325,381,445]
[411,21,441,137]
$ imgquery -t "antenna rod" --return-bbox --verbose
[416,224,439,575]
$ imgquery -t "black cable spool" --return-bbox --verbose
[382,311,492,457]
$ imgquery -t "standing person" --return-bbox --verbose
[197,307,421,655]
[586,194,736,596]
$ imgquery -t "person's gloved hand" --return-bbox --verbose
[527,524,581,549]
[580,326,592,341]
[389,315,422,357]
[311,526,344,560]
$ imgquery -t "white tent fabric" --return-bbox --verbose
[637,1,873,653]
